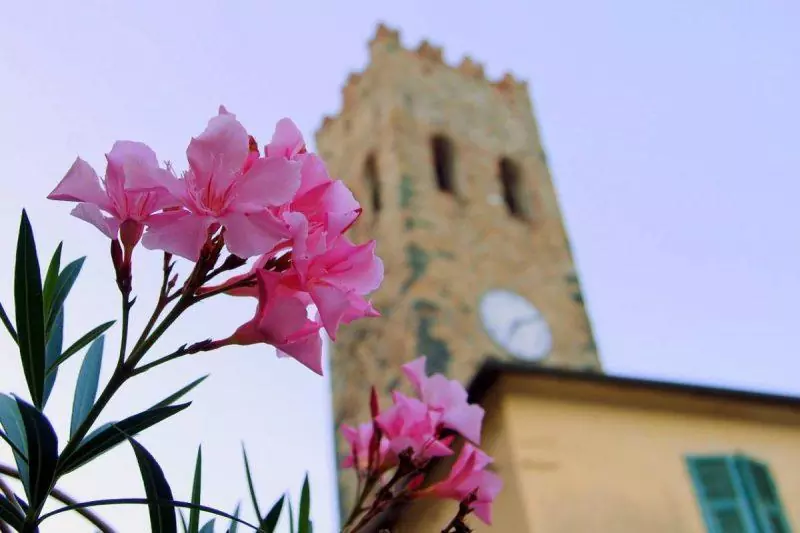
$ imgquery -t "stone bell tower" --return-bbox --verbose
[315,23,601,517]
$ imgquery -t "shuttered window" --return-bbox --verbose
[686,455,792,533]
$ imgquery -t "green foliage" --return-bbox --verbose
[14,210,47,408]
[47,320,116,373]
[15,396,59,518]
[189,447,202,533]
[129,436,177,533]
[42,308,64,406]
[70,335,105,437]
[261,495,285,533]
[298,474,312,533]
[60,403,191,474]
[0,495,24,530]
[149,376,208,411]
[0,394,29,500]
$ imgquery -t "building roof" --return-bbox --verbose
[468,357,800,409]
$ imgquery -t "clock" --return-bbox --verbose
[479,289,552,361]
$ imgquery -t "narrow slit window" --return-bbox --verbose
[364,153,381,213]
[499,157,524,218]
[431,135,455,193]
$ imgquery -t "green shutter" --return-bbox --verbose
[686,456,760,533]
[735,456,793,533]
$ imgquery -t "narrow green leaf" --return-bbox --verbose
[298,475,311,533]
[0,495,25,530]
[241,445,262,521]
[0,394,29,499]
[228,503,240,533]
[129,437,177,533]
[179,510,189,533]
[15,396,58,513]
[0,300,18,344]
[15,210,47,408]
[42,242,63,315]
[70,335,104,437]
[188,446,202,533]
[288,498,295,533]
[45,257,85,336]
[47,320,115,375]
[149,375,209,411]
[42,308,64,407]
[37,498,261,531]
[60,403,190,475]
[261,495,285,533]
[198,519,215,533]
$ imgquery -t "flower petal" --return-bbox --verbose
[234,156,301,208]
[49,157,111,208]
[70,203,119,239]
[401,357,428,395]
[186,110,249,192]
[220,210,290,259]
[141,210,213,261]
[266,118,306,159]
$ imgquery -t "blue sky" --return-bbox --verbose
[0,1,798,531]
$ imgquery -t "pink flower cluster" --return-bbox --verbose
[48,107,383,374]
[340,357,502,525]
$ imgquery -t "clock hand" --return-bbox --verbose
[507,315,539,340]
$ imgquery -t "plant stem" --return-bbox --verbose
[0,463,116,532]
[342,475,377,531]
[117,295,131,366]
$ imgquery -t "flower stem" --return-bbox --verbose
[0,463,116,532]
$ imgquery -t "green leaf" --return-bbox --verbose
[129,437,177,533]
[298,475,311,533]
[241,445,262,521]
[228,503,240,533]
[149,375,209,411]
[179,510,189,533]
[288,499,295,533]
[14,210,47,408]
[42,308,64,407]
[47,320,115,375]
[60,403,190,475]
[37,498,261,531]
[260,495,285,533]
[0,495,25,530]
[0,394,29,499]
[15,396,58,513]
[0,300,18,343]
[45,256,85,336]
[70,334,104,437]
[198,519,215,533]
[42,242,63,317]
[188,446,202,533]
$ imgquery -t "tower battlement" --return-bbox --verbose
[318,22,530,135]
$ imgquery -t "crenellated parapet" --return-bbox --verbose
[317,22,531,136]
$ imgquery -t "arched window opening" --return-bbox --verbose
[499,157,525,218]
[364,153,381,213]
[431,135,455,193]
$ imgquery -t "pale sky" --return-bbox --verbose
[0,1,798,532]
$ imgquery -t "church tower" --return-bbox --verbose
[315,24,601,516]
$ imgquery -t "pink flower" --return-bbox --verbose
[215,269,323,375]
[402,357,485,444]
[429,443,502,525]
[48,141,178,246]
[375,393,453,463]
[286,214,382,340]
[265,119,362,237]
[206,213,383,340]
[340,421,392,473]
[131,107,301,261]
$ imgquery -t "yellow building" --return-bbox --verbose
[383,359,800,532]
[318,23,800,533]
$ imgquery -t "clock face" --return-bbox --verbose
[479,289,552,361]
